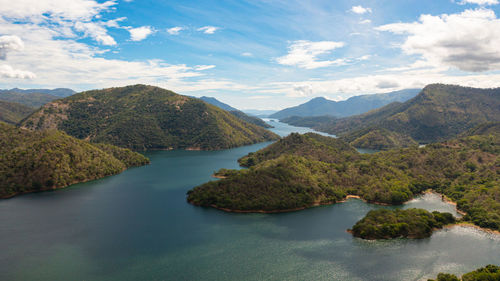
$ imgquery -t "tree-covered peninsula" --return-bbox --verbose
[350,208,456,239]
[187,131,500,232]
[20,85,279,150]
[0,122,149,198]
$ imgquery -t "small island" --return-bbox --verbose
[349,208,456,239]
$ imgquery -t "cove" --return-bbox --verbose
[0,120,499,281]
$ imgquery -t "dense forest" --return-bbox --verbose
[350,208,456,239]
[20,85,279,150]
[0,122,149,198]
[280,84,500,150]
[0,100,34,124]
[188,131,500,232]
[429,265,500,281]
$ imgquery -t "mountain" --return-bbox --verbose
[270,89,420,119]
[0,90,59,108]
[0,88,75,97]
[21,85,279,150]
[0,122,149,199]
[199,96,238,111]
[0,100,35,124]
[188,132,500,233]
[283,84,500,149]
[199,96,271,128]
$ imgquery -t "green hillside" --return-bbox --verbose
[20,85,279,150]
[0,100,35,124]
[0,122,149,199]
[430,265,500,281]
[346,128,418,150]
[282,84,500,149]
[188,132,500,232]
[0,90,60,107]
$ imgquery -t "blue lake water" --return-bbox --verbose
[0,121,499,281]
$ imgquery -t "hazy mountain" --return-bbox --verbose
[242,109,277,117]
[270,89,420,119]
[199,96,238,111]
[0,100,35,124]
[21,85,278,150]
[0,91,59,107]
[0,88,75,97]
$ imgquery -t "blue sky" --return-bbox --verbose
[1,0,500,109]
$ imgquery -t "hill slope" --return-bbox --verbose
[199,96,271,128]
[21,85,279,150]
[0,122,149,198]
[0,100,35,124]
[188,133,500,231]
[0,90,60,107]
[270,89,420,119]
[287,84,500,147]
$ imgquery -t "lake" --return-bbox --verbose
[1,120,499,281]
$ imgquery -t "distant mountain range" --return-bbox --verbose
[242,109,277,117]
[0,91,60,108]
[199,96,272,128]
[284,84,500,149]
[21,85,278,150]
[0,88,75,97]
[270,89,420,119]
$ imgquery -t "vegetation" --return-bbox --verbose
[21,85,279,150]
[350,208,456,239]
[280,84,500,148]
[270,89,419,119]
[0,100,35,124]
[0,90,59,107]
[0,122,149,198]
[346,127,418,150]
[228,110,272,128]
[428,265,500,281]
[188,132,500,232]
[238,132,358,167]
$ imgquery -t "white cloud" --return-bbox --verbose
[351,6,372,14]
[360,19,372,24]
[0,64,35,79]
[276,40,346,69]
[0,0,116,21]
[166,26,184,35]
[128,26,154,41]
[0,35,24,59]
[74,21,116,45]
[377,8,500,72]
[194,65,216,71]
[197,26,219,34]
[459,0,499,5]
[241,52,253,57]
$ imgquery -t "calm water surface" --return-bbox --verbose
[1,121,499,281]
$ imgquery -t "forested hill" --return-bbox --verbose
[188,132,500,233]
[270,88,420,119]
[0,100,35,124]
[282,84,500,149]
[20,85,279,150]
[0,90,60,108]
[0,122,149,199]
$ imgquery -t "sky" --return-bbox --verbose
[1,0,500,110]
